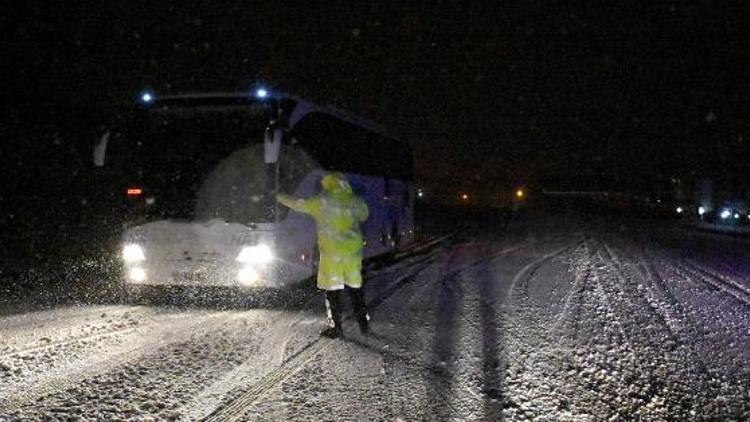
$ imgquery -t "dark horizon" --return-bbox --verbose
[4,2,750,187]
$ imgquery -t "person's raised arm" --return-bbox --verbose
[277,193,318,215]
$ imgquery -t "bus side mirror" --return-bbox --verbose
[93,130,110,167]
[264,128,282,164]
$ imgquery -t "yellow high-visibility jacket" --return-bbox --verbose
[277,173,369,290]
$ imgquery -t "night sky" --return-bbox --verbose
[2,2,750,264]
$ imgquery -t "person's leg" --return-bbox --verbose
[322,289,344,338]
[343,258,369,334]
[317,258,345,338]
[347,286,370,334]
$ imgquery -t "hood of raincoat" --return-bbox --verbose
[321,172,353,197]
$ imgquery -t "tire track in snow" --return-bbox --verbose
[0,310,235,414]
[586,240,635,350]
[508,237,699,419]
[507,239,584,302]
[501,238,612,419]
[0,305,143,332]
[177,311,309,420]
[502,238,587,351]
[570,239,630,347]
[0,309,205,381]
[0,306,147,361]
[199,236,453,421]
[630,235,750,418]
[203,255,445,422]
[599,242,682,347]
[202,337,334,422]
[0,322,142,361]
[635,249,712,374]
[392,232,457,261]
[550,242,593,342]
[200,235,580,421]
[414,238,539,419]
[678,260,750,309]
[591,238,740,419]
[372,242,465,420]
[652,254,750,360]
[507,237,592,347]
[601,241,718,376]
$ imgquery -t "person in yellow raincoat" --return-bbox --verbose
[277,172,370,338]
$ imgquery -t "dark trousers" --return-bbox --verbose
[324,287,370,337]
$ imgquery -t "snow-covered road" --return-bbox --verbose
[2,213,750,420]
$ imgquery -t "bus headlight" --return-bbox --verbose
[237,267,261,286]
[123,244,146,263]
[128,267,147,282]
[236,244,273,265]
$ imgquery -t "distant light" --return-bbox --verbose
[734,213,740,219]
[140,92,153,103]
[127,187,143,196]
[698,206,706,216]
[255,88,268,98]
[676,206,683,214]
[417,191,424,198]
[516,189,525,199]
[461,193,469,201]
[720,209,731,219]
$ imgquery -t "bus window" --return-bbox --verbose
[291,112,413,181]
[107,106,276,222]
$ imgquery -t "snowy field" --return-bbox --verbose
[2,209,750,421]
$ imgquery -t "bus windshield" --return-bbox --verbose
[109,105,278,223]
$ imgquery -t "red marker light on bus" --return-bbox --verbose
[127,187,143,196]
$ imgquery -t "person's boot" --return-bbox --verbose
[348,287,370,334]
[321,290,344,339]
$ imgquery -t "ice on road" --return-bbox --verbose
[2,215,750,420]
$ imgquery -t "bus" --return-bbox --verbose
[94,89,414,294]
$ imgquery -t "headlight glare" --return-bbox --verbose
[238,267,260,285]
[236,244,273,265]
[128,267,146,282]
[123,244,146,263]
